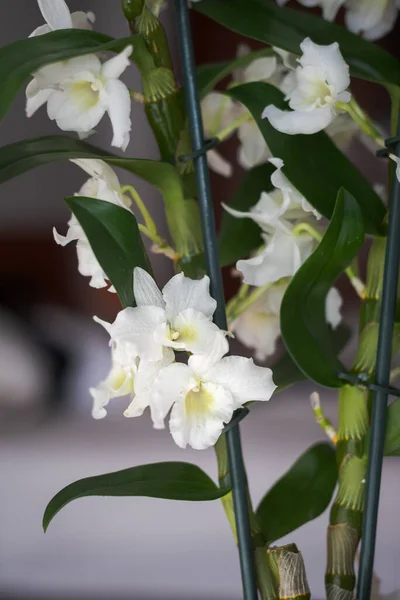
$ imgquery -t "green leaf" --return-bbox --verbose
[194,0,400,87]
[256,442,337,543]
[281,188,364,388]
[197,48,274,99]
[0,30,149,123]
[66,197,150,308]
[384,398,400,456]
[225,82,385,235]
[219,162,274,266]
[0,135,201,257]
[272,324,352,392]
[43,462,229,531]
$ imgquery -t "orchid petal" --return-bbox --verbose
[208,356,276,408]
[299,38,350,93]
[70,11,96,29]
[29,23,52,38]
[232,311,281,361]
[167,308,228,356]
[162,273,217,320]
[243,56,277,83]
[169,381,234,449]
[326,287,343,329]
[75,240,108,288]
[111,306,166,361]
[47,84,106,134]
[70,159,121,191]
[37,0,72,30]
[152,362,193,424]
[207,149,233,178]
[104,79,131,150]
[237,230,314,287]
[26,88,53,118]
[133,267,165,309]
[102,46,133,79]
[262,104,334,135]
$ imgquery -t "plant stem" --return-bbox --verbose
[357,123,400,600]
[226,283,272,323]
[325,235,387,599]
[216,112,252,142]
[336,98,385,148]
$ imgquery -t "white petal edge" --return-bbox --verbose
[262,104,334,135]
[105,79,132,151]
[102,45,133,80]
[162,272,217,320]
[133,267,165,309]
[37,0,72,30]
[208,356,277,408]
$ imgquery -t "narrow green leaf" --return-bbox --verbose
[66,197,150,308]
[256,442,337,544]
[281,188,364,388]
[43,462,229,531]
[219,162,274,266]
[272,324,352,392]
[225,82,385,235]
[0,30,148,122]
[384,398,400,456]
[197,48,274,98]
[194,0,400,87]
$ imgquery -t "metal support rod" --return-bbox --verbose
[173,2,258,598]
[357,123,400,599]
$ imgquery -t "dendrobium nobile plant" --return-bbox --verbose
[3,0,400,598]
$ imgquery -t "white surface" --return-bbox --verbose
[1,386,400,599]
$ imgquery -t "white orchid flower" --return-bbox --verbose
[223,157,320,228]
[109,268,228,362]
[345,0,399,41]
[232,283,342,361]
[90,316,174,424]
[27,0,95,121]
[151,337,276,449]
[263,38,351,135]
[27,46,133,150]
[53,159,130,290]
[236,225,315,287]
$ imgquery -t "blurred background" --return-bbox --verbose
[1,2,399,599]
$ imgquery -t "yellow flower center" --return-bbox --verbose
[70,80,101,110]
[185,383,214,416]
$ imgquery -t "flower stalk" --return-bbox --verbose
[325,233,386,598]
[336,98,385,148]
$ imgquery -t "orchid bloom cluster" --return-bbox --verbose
[90,268,276,449]
[201,38,368,178]
[276,0,400,41]
[25,2,375,453]
[224,157,343,360]
[26,0,132,150]
[53,159,131,291]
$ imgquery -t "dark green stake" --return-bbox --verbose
[357,124,400,599]
[173,2,258,599]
